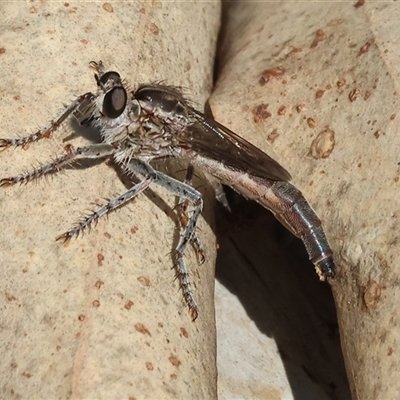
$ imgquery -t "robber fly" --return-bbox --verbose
[0,61,334,320]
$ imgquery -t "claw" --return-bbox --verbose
[0,178,14,187]
[0,139,12,150]
[55,232,73,243]
[190,306,198,321]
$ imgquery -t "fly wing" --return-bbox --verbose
[179,110,291,181]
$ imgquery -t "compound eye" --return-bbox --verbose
[99,71,121,86]
[102,87,127,119]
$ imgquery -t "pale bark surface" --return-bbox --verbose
[0,2,219,399]
[3,2,400,399]
[212,2,400,400]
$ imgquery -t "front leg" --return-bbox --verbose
[0,143,115,187]
[0,93,95,150]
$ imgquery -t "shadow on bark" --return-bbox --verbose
[215,187,351,400]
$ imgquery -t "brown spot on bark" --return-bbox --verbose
[336,78,346,88]
[354,0,365,8]
[358,39,374,56]
[259,66,285,84]
[180,327,188,338]
[97,253,104,266]
[135,323,151,336]
[5,292,17,302]
[149,23,159,35]
[310,29,325,48]
[374,130,384,139]
[277,105,286,115]
[92,300,100,308]
[169,355,181,367]
[137,276,150,286]
[95,280,104,289]
[252,104,271,123]
[310,128,335,159]
[146,362,154,371]
[307,117,318,128]
[102,3,113,12]
[124,300,134,310]
[267,129,279,144]
[349,88,360,102]
[363,279,382,309]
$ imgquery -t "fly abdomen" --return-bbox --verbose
[269,181,334,279]
[190,154,335,281]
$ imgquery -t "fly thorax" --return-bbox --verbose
[134,84,190,132]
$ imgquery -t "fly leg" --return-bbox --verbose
[126,160,203,321]
[0,93,95,150]
[56,170,154,241]
[176,164,205,265]
[0,143,115,187]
